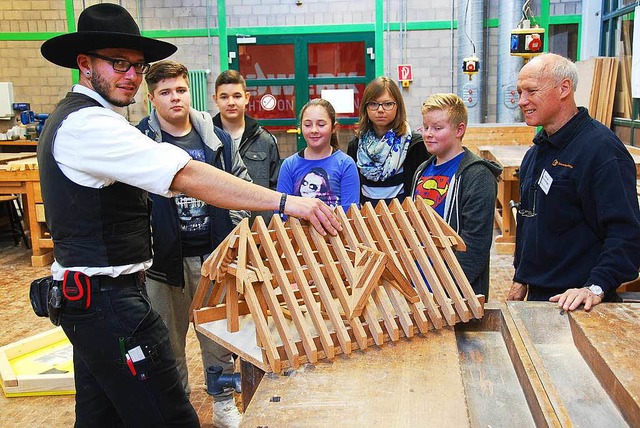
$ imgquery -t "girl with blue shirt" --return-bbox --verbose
[277,99,360,212]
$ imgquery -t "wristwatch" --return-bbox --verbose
[586,284,604,298]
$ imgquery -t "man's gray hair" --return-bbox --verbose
[529,53,578,91]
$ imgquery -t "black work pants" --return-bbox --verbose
[60,278,199,427]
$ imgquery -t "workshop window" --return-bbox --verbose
[602,1,638,148]
[548,24,578,62]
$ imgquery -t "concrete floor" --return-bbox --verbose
[0,237,515,427]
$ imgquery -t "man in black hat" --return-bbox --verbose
[38,4,341,427]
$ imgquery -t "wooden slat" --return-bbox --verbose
[370,286,399,341]
[189,274,214,321]
[246,234,300,369]
[241,278,281,373]
[310,224,369,351]
[416,197,484,319]
[289,218,352,356]
[371,202,444,329]
[359,203,427,335]
[225,275,240,333]
[236,220,249,294]
[254,217,318,364]
[349,247,387,318]
[389,199,461,324]
[362,303,384,345]
[400,198,470,322]
[272,217,335,359]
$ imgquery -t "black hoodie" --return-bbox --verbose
[411,147,503,298]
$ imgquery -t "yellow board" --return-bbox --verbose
[0,327,75,397]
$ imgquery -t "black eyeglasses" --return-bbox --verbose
[518,186,538,218]
[86,53,150,75]
[366,101,397,111]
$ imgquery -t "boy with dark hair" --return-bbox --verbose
[137,60,248,428]
[411,93,502,298]
[213,69,280,224]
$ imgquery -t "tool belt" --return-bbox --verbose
[29,271,145,326]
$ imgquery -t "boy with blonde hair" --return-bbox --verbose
[411,93,502,298]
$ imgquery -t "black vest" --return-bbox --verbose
[37,92,152,267]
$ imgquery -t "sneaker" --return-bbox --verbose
[213,398,242,428]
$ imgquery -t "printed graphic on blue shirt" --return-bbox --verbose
[295,167,339,207]
[414,152,463,217]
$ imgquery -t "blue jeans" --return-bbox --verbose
[60,279,199,427]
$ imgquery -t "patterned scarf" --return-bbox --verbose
[356,125,412,182]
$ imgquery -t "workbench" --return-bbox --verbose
[239,302,640,427]
[0,140,37,150]
[0,154,51,266]
[478,145,530,254]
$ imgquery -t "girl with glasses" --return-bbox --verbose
[347,76,429,206]
[277,98,360,212]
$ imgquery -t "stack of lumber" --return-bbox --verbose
[0,153,37,171]
[464,124,535,154]
[6,156,38,171]
[576,57,619,128]
[614,19,634,119]
[615,55,633,119]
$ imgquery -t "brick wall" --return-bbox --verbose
[0,0,583,135]
[551,0,582,16]
[0,1,69,116]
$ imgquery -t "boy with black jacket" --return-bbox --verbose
[213,69,280,224]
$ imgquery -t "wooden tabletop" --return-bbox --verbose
[0,140,37,146]
[480,144,640,177]
[240,303,640,426]
[241,328,470,427]
[569,304,640,427]
[478,144,531,167]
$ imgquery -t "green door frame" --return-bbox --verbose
[228,32,375,149]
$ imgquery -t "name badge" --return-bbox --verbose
[537,169,553,195]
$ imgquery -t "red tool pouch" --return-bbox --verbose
[62,271,91,309]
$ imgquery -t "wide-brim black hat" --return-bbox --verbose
[41,3,176,69]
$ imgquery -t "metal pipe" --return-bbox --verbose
[385,0,391,76]
[450,0,455,92]
[496,0,523,123]
[456,0,484,124]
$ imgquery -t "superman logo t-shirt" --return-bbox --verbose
[414,152,464,217]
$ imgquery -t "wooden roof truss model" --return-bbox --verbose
[191,197,484,373]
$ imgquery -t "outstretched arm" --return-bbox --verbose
[171,159,342,236]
